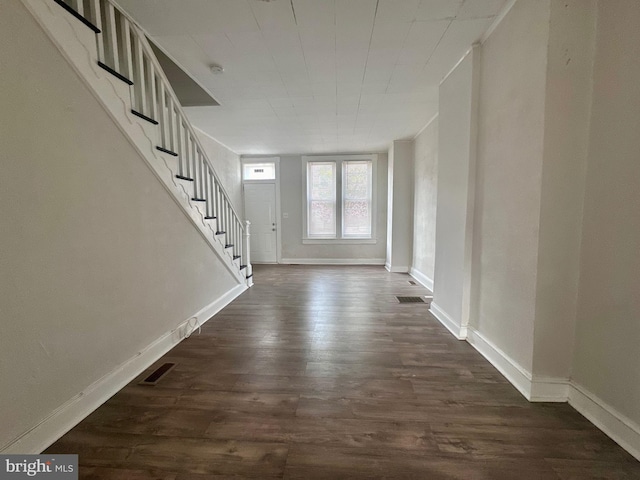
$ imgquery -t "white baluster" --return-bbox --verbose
[208,169,215,218]
[119,16,133,80]
[204,165,211,217]
[103,2,119,71]
[236,220,240,257]
[166,95,178,153]
[158,81,167,148]
[243,221,252,283]
[176,118,184,177]
[133,34,146,114]
[199,150,205,201]
[75,0,84,16]
[89,0,104,61]
[183,126,191,179]
[237,220,243,261]
[147,61,157,121]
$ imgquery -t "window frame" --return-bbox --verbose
[302,154,377,244]
[242,160,277,183]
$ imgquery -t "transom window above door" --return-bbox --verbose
[243,162,276,181]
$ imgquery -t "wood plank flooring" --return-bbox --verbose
[46,265,640,479]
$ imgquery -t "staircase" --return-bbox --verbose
[23,0,253,285]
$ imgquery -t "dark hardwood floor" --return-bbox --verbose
[46,265,640,479]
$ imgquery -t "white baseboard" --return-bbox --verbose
[465,327,533,399]
[384,264,410,273]
[409,267,433,292]
[569,382,640,462]
[530,376,570,402]
[281,258,386,265]
[430,302,467,340]
[465,327,569,402]
[1,284,247,454]
[464,327,640,460]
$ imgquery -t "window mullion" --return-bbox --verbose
[337,160,343,239]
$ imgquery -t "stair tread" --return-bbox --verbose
[131,109,159,125]
[54,0,101,33]
[97,62,133,85]
[156,146,178,156]
[62,11,248,282]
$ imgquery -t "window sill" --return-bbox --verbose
[303,238,377,245]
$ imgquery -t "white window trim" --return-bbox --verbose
[241,157,278,184]
[302,154,378,244]
[241,157,282,263]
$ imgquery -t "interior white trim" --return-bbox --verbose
[22,0,247,286]
[413,113,439,140]
[430,302,467,340]
[479,0,518,44]
[242,156,282,263]
[302,154,378,243]
[464,327,569,402]
[459,326,640,459]
[569,382,640,462]
[529,376,570,403]
[440,47,473,86]
[0,284,247,454]
[191,125,239,157]
[303,238,377,245]
[281,258,385,265]
[385,264,410,273]
[465,326,532,398]
[409,267,434,292]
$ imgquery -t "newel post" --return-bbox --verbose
[243,220,253,286]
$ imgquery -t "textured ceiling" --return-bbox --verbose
[116,0,507,154]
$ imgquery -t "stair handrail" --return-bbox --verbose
[50,0,251,279]
[120,12,243,228]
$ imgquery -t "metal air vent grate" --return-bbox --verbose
[139,362,176,386]
[396,296,425,303]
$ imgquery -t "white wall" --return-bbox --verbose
[0,1,239,451]
[431,49,479,337]
[194,127,242,217]
[572,0,640,430]
[470,0,551,372]
[386,140,414,272]
[411,116,438,290]
[274,154,388,262]
[532,0,596,379]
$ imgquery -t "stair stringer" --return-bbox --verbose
[21,0,248,285]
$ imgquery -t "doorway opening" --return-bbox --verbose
[242,157,281,264]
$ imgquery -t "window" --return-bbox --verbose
[342,161,372,238]
[307,162,336,237]
[304,155,376,242]
[243,162,275,181]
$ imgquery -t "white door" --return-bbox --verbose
[244,183,277,263]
